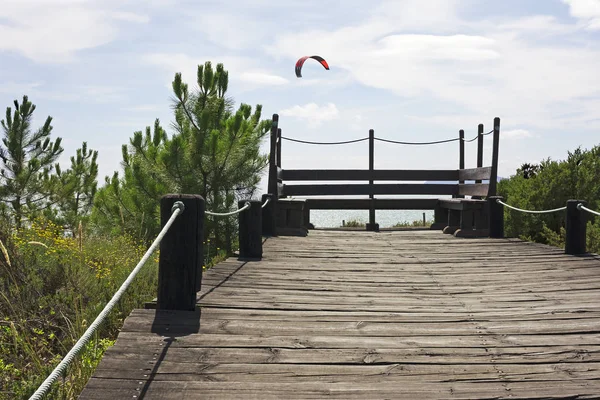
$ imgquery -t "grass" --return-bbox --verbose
[339,218,433,228]
[0,217,227,399]
[393,218,434,228]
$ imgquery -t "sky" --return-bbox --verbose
[1,0,599,194]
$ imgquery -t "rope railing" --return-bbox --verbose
[205,201,251,217]
[281,136,368,145]
[29,201,185,400]
[205,197,270,216]
[375,137,460,145]
[578,203,600,217]
[496,199,567,214]
[281,129,495,146]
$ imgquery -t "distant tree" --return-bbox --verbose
[0,96,63,228]
[50,142,99,234]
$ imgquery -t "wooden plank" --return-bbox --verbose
[283,183,457,196]
[458,166,491,181]
[458,183,489,197]
[82,230,600,398]
[306,198,439,210]
[280,169,459,181]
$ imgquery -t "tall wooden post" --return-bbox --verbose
[238,200,263,260]
[276,128,282,168]
[267,114,279,235]
[476,124,484,181]
[565,200,587,255]
[367,129,378,231]
[489,117,501,196]
[488,196,504,238]
[458,129,465,198]
[157,194,204,311]
[473,124,484,200]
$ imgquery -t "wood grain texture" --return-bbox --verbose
[81,230,600,399]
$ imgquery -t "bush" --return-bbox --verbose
[498,145,600,254]
[0,217,158,399]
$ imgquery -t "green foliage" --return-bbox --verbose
[498,145,600,253]
[0,217,157,399]
[393,218,434,228]
[0,97,99,234]
[0,96,63,228]
[50,142,99,234]
[342,219,365,227]
[91,61,271,253]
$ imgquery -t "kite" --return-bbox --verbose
[295,55,329,78]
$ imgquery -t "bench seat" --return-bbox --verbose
[432,198,489,238]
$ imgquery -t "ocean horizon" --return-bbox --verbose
[309,209,434,228]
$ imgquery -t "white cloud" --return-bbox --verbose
[502,129,535,139]
[265,2,600,131]
[563,0,600,30]
[143,53,289,90]
[279,103,340,127]
[239,72,288,86]
[0,0,149,63]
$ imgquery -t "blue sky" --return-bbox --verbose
[1,0,599,192]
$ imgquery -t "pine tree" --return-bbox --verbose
[91,61,271,250]
[51,142,99,234]
[0,96,63,228]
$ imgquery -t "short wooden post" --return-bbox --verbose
[367,128,379,231]
[488,195,504,238]
[238,199,262,260]
[261,193,276,236]
[565,200,587,255]
[157,194,204,311]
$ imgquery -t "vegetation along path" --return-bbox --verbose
[80,230,600,399]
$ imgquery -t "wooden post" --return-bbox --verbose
[488,195,504,238]
[267,114,279,235]
[457,129,465,199]
[367,129,378,231]
[565,200,587,255]
[489,117,501,196]
[473,124,484,200]
[238,199,262,260]
[276,128,282,168]
[157,194,204,311]
[261,193,276,236]
[476,124,484,181]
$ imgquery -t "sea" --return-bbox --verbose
[309,209,434,228]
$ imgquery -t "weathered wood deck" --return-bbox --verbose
[80,230,600,399]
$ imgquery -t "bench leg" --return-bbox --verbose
[430,205,448,230]
[443,209,460,234]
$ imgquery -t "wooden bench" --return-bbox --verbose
[265,115,501,237]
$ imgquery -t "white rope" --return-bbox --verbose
[261,198,270,208]
[29,201,185,400]
[205,201,250,217]
[497,199,566,214]
[578,204,600,217]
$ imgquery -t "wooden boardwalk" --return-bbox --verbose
[80,230,600,399]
